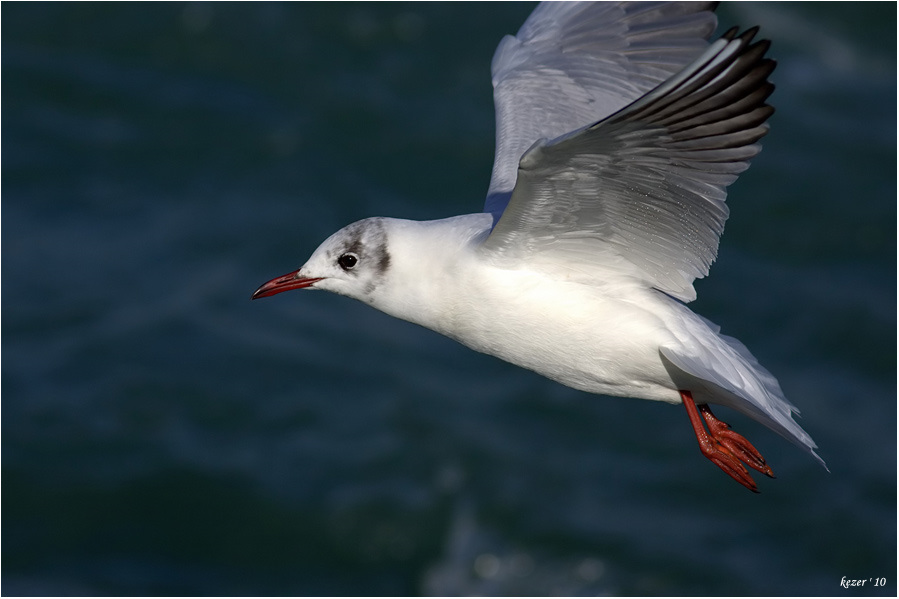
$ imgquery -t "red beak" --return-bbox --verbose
[252,269,323,299]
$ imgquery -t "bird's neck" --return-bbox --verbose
[367,213,494,332]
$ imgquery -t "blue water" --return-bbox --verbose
[3,2,896,596]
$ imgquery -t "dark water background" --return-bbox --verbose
[3,2,896,596]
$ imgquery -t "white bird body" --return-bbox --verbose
[254,2,825,490]
[365,215,680,403]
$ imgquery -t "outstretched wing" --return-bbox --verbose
[486,1,719,217]
[480,27,775,303]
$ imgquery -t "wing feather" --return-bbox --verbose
[480,27,776,302]
[486,1,719,217]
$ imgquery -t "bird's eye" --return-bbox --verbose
[337,253,358,270]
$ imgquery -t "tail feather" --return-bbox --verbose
[660,344,827,470]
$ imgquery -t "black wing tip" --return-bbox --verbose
[739,25,762,43]
[722,25,768,52]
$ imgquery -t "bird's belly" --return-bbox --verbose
[437,270,682,403]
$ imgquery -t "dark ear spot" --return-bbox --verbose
[361,218,390,276]
[375,242,390,274]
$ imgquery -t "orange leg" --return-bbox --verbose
[681,390,775,493]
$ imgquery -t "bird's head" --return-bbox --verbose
[252,217,392,304]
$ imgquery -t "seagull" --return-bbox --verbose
[253,2,826,492]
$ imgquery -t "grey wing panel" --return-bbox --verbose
[486,1,718,217]
[482,28,775,302]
